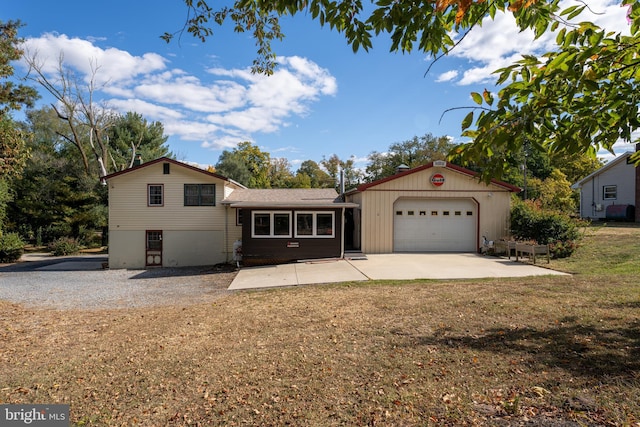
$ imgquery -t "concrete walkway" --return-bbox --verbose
[228,253,568,290]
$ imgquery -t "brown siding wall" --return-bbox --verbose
[241,208,343,265]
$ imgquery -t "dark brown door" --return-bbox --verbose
[146,230,162,267]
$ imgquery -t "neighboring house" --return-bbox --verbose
[104,158,521,268]
[344,161,520,253]
[103,157,245,269]
[221,188,358,265]
[572,149,640,222]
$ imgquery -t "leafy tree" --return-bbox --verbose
[215,148,253,187]
[268,157,294,188]
[0,20,39,233]
[215,141,272,188]
[549,152,604,185]
[296,160,333,188]
[169,0,640,179]
[523,169,576,213]
[8,107,106,243]
[320,154,362,191]
[107,112,173,170]
[365,133,455,182]
[288,173,312,188]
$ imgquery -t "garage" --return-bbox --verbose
[393,198,477,252]
[344,161,519,255]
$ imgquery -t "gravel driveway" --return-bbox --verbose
[0,254,237,310]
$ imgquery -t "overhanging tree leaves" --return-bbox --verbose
[169,0,639,180]
[456,9,640,179]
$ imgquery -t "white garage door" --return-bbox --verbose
[393,198,477,252]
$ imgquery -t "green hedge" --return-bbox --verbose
[0,232,25,263]
[510,199,584,258]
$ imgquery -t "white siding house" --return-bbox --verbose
[103,157,245,269]
[572,151,639,222]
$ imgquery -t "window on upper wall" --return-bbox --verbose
[603,185,617,200]
[184,184,216,206]
[252,211,292,238]
[148,184,163,206]
[294,212,335,238]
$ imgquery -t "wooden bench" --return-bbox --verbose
[494,240,517,259]
[515,243,550,264]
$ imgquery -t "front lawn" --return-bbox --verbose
[1,224,639,425]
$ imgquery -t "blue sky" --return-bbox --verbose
[4,0,632,171]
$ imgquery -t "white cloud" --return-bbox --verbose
[18,34,337,152]
[436,70,459,82]
[21,33,167,85]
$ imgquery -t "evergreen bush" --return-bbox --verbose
[49,237,81,256]
[0,232,25,263]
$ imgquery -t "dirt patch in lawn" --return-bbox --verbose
[1,225,639,426]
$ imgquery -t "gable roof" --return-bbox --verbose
[222,188,358,208]
[571,152,632,189]
[347,161,521,194]
[101,157,244,187]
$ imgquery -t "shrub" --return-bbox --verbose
[510,199,584,258]
[49,237,81,256]
[0,232,25,263]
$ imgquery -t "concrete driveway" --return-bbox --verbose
[228,253,568,290]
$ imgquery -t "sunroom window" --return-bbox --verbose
[294,212,335,238]
[252,211,292,238]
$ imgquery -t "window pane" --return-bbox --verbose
[254,213,270,236]
[273,213,290,236]
[200,184,215,205]
[603,185,617,200]
[296,213,313,235]
[316,214,333,236]
[147,232,162,250]
[149,185,163,205]
[184,184,199,205]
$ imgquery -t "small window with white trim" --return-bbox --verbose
[148,184,163,206]
[252,211,292,238]
[603,185,617,200]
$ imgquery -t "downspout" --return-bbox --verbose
[225,202,229,263]
[341,206,345,259]
[339,169,345,259]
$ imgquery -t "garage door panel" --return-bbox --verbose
[393,199,476,252]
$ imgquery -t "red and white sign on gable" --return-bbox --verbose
[430,173,445,187]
